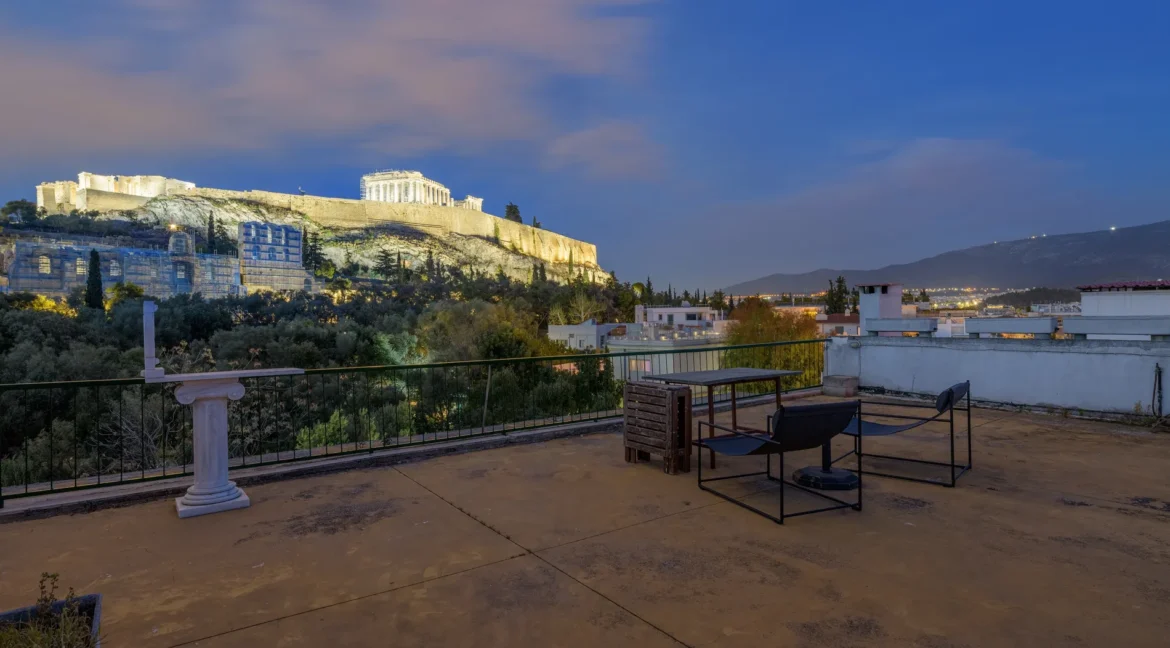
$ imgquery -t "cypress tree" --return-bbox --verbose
[84,249,104,309]
[207,212,216,253]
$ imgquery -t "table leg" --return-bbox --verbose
[730,384,738,430]
[707,385,716,469]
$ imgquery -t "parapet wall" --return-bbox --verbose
[185,187,598,268]
[826,336,1170,415]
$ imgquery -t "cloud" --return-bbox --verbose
[680,138,1139,285]
[544,121,662,179]
[0,0,654,164]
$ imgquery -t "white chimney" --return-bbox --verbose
[857,283,903,336]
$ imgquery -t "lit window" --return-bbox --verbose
[75,258,86,275]
[110,260,122,277]
[38,255,51,274]
[176,265,187,279]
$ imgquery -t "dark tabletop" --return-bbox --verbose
[643,367,802,387]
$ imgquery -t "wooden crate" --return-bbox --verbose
[623,381,692,474]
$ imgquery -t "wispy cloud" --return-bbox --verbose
[544,121,662,179]
[679,137,1157,284]
[0,0,655,165]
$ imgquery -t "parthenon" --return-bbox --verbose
[359,170,483,211]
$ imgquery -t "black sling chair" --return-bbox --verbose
[697,400,862,524]
[833,381,972,487]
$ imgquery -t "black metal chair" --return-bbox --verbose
[832,381,972,487]
[697,400,862,524]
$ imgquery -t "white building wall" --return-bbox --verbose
[1081,291,1170,316]
[825,336,1170,414]
[547,323,621,351]
[1079,291,1170,340]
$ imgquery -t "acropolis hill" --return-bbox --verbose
[35,172,603,283]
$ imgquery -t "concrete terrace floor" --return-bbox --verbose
[2,397,1170,647]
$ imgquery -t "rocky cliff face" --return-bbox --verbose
[105,195,604,284]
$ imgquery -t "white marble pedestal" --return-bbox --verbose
[148,369,303,519]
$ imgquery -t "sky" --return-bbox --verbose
[1,1,1168,289]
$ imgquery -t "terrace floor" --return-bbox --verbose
[2,397,1170,647]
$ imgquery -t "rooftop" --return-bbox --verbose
[1078,280,1170,291]
[2,398,1168,647]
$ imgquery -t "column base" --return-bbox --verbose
[176,489,250,519]
[792,466,859,491]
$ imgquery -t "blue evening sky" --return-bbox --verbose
[1,1,1167,289]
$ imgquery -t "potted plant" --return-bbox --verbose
[0,573,101,647]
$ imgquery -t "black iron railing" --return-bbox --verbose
[0,339,826,505]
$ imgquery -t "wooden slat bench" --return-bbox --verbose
[623,381,692,474]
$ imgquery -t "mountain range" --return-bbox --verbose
[725,220,1170,294]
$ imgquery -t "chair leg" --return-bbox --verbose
[778,449,785,522]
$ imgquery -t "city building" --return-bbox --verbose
[547,320,625,351]
[1078,281,1170,316]
[238,223,317,293]
[815,313,860,337]
[5,232,240,299]
[1075,280,1170,340]
[4,222,319,299]
[633,303,727,332]
[359,170,483,211]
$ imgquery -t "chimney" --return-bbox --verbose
[857,283,903,336]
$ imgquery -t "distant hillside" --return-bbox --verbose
[985,288,1081,309]
[725,220,1170,294]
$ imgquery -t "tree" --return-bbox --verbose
[84,250,104,309]
[2,199,38,222]
[531,214,542,229]
[644,277,654,305]
[206,213,216,254]
[327,276,352,300]
[918,289,930,303]
[567,291,604,324]
[902,291,917,304]
[504,202,522,224]
[726,297,818,345]
[824,276,848,315]
[709,290,727,312]
[493,221,501,243]
[109,281,145,306]
[850,289,860,313]
[303,232,325,271]
[374,248,397,279]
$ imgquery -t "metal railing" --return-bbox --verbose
[0,339,826,504]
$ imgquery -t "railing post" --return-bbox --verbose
[480,365,493,433]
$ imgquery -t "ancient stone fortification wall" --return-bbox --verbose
[78,189,152,212]
[185,188,598,268]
